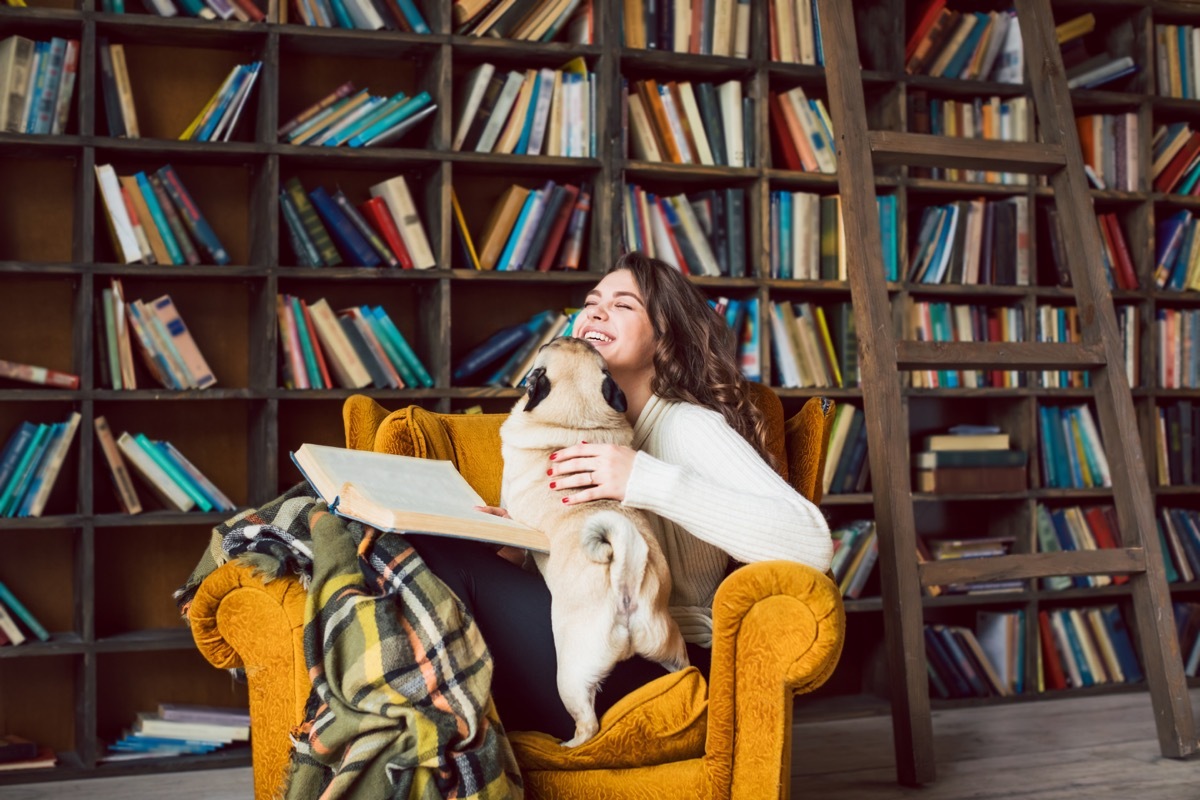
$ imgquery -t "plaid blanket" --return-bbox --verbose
[176,483,523,800]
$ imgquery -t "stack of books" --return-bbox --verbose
[905,301,1025,390]
[1037,405,1111,490]
[1156,308,1199,389]
[1034,504,1126,591]
[1057,13,1138,90]
[829,519,877,599]
[106,429,234,514]
[281,175,435,269]
[924,536,1020,595]
[906,197,1030,286]
[622,184,744,278]
[915,426,1027,495]
[768,300,849,390]
[1155,23,1200,99]
[1172,602,1200,677]
[0,35,79,135]
[907,92,1030,184]
[904,3,1023,82]
[1152,209,1199,290]
[101,0,265,21]
[767,86,836,174]
[454,0,589,42]
[462,182,592,272]
[103,704,250,761]
[0,578,51,646]
[924,622,1014,699]
[768,0,821,64]
[1039,604,1143,690]
[767,193,897,281]
[0,413,81,519]
[822,405,869,497]
[711,296,761,383]
[1077,112,1139,192]
[288,0,427,30]
[453,59,594,157]
[97,278,217,392]
[0,735,56,772]
[97,38,139,138]
[95,163,230,266]
[1155,402,1199,486]
[0,359,79,390]
[179,61,262,142]
[1159,508,1200,585]
[626,78,751,167]
[451,309,575,388]
[278,84,435,148]
[623,0,746,56]
[277,297,433,391]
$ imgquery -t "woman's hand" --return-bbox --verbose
[473,506,526,565]
[474,505,511,519]
[548,442,638,504]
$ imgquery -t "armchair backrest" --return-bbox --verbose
[342,389,835,507]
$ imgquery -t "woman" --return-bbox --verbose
[409,251,832,740]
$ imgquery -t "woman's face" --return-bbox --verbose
[575,269,656,379]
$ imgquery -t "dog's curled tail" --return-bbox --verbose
[580,510,649,621]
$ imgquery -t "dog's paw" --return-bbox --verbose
[562,721,599,748]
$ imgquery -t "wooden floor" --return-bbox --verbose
[3,689,1198,799]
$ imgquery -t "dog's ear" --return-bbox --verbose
[601,372,627,413]
[524,367,550,412]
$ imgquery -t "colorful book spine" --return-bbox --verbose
[0,580,50,641]
[284,178,341,267]
[157,164,231,265]
[133,433,212,512]
[289,296,324,388]
[369,305,432,387]
[159,440,234,512]
[147,172,201,265]
[308,186,382,267]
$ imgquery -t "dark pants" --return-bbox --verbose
[408,534,711,741]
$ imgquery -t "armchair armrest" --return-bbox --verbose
[703,561,845,799]
[188,560,310,800]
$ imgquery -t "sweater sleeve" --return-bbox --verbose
[622,405,833,570]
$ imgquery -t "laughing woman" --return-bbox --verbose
[408,251,833,740]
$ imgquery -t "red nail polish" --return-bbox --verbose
[547,468,553,476]
[581,440,588,444]
[549,453,557,460]
[549,482,556,489]
[561,497,569,504]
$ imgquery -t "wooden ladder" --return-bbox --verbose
[814,0,1199,786]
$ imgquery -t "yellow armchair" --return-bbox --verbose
[187,388,845,800]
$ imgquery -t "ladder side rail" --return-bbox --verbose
[1015,0,1197,758]
[816,0,935,787]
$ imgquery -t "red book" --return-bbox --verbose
[300,299,333,389]
[1085,506,1129,585]
[230,0,266,21]
[536,183,580,272]
[1038,610,1068,690]
[1154,131,1200,193]
[1100,213,1138,290]
[906,0,949,61]
[768,0,779,61]
[768,92,803,171]
[359,197,413,269]
[0,359,80,389]
[986,314,1003,388]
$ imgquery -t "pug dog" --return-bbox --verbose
[499,336,689,748]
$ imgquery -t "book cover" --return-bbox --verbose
[292,443,549,551]
[284,176,342,265]
[369,175,435,269]
[0,359,79,390]
[94,415,142,514]
[116,432,195,512]
[308,186,382,267]
[150,295,217,389]
[158,440,235,512]
[157,165,231,265]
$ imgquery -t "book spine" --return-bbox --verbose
[0,359,79,389]
[332,190,398,267]
[14,423,62,517]
[157,165,230,265]
[24,411,81,517]
[300,299,334,388]
[94,415,142,514]
[147,173,201,265]
[151,295,217,389]
[338,315,389,388]
[284,178,341,267]
[359,196,413,269]
[371,306,432,386]
[279,190,323,267]
[308,186,381,267]
[288,296,324,388]
[0,424,51,516]
[159,441,233,511]
[0,580,50,641]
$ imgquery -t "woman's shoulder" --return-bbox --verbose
[654,397,731,432]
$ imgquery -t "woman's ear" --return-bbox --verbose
[524,368,550,411]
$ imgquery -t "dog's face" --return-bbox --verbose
[517,337,627,426]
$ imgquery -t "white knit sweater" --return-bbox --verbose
[622,395,833,647]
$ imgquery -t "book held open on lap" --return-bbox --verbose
[292,443,549,552]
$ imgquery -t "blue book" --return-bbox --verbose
[0,424,51,517]
[308,186,382,267]
[1158,519,1181,583]
[23,42,46,134]
[196,65,250,143]
[1169,218,1197,291]
[1058,611,1095,687]
[941,12,989,79]
[496,191,539,272]
[0,422,37,496]
[133,432,212,512]
[370,306,433,387]
[936,626,990,697]
[878,194,898,281]
[1037,406,1061,489]
[1177,158,1200,197]
[34,38,67,135]
[924,626,971,698]
[1102,606,1144,683]
[326,0,355,27]
[394,0,430,33]
[810,0,823,64]
[153,440,222,512]
[326,92,406,147]
[485,310,557,386]
[346,91,433,147]
[15,421,64,517]
[453,324,531,384]
[358,306,417,387]
[136,172,184,265]
[0,579,50,641]
[157,164,231,265]
[514,72,541,155]
[779,191,792,280]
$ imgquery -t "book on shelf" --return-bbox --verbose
[626,78,751,168]
[94,415,143,515]
[622,184,743,278]
[915,465,1025,495]
[0,412,81,518]
[286,0,428,31]
[114,431,232,514]
[291,443,551,552]
[0,580,50,642]
[456,0,591,44]
[1037,404,1111,490]
[0,744,55,771]
[1076,112,1139,193]
[156,703,250,727]
[906,301,1025,389]
[622,0,744,55]
[180,61,262,142]
[0,359,79,390]
[0,735,38,763]
[0,35,79,135]
[97,38,138,138]
[1155,24,1200,100]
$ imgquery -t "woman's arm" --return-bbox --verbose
[622,405,833,570]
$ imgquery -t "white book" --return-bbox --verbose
[95,165,142,264]
[116,432,195,512]
[525,67,557,156]
[795,0,816,65]
[18,44,40,134]
[716,80,744,167]
[627,93,661,162]
[649,201,681,271]
[976,12,1010,82]
[992,15,1023,83]
[711,0,734,57]
[292,443,549,551]
[671,195,721,276]
[308,298,372,389]
[768,302,801,388]
[215,62,261,143]
[0,600,26,645]
[733,0,751,59]
[0,36,35,134]
[343,0,385,29]
[135,713,248,742]
[452,62,495,151]
[25,411,81,518]
[677,82,714,165]
[369,175,435,269]
[475,70,525,153]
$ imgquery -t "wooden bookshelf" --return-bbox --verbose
[0,0,1199,785]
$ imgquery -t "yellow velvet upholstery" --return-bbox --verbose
[191,391,844,800]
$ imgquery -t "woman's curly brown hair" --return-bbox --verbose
[608,251,774,467]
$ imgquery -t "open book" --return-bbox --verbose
[291,443,549,552]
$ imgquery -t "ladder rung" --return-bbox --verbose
[920,549,1147,588]
[895,341,1107,371]
[868,131,1067,174]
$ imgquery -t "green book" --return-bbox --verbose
[360,306,418,387]
[371,306,433,387]
[819,195,840,281]
[290,296,324,389]
[0,579,50,641]
[284,177,341,267]
[133,433,211,512]
[0,424,50,517]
